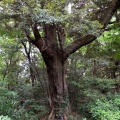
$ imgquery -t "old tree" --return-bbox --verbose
[0,0,120,119]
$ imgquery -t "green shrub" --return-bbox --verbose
[68,77,117,116]
[12,99,48,120]
[90,94,120,120]
[12,107,39,120]
[0,82,17,116]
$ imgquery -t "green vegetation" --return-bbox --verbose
[0,82,17,116]
[90,95,120,120]
[0,0,120,120]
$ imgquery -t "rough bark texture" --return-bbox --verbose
[41,24,69,120]
[43,55,68,120]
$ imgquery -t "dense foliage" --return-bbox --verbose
[0,0,120,120]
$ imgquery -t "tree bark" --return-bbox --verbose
[43,53,68,120]
[41,24,69,119]
[103,0,120,28]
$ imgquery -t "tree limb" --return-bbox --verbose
[31,23,48,52]
[103,0,120,28]
[32,23,42,40]
[21,41,31,56]
[57,25,66,50]
[25,30,39,48]
[64,34,96,59]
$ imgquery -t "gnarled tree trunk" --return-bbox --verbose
[43,53,68,120]
[25,23,96,120]
[41,24,69,119]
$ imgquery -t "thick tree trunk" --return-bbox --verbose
[43,51,69,120]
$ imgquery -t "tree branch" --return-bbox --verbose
[25,30,39,48]
[31,23,48,52]
[21,42,28,54]
[32,23,42,40]
[64,34,96,59]
[21,41,31,56]
[57,25,66,50]
[103,0,120,28]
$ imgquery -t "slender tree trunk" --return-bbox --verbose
[111,61,119,79]
[22,42,37,100]
[29,59,36,86]
[110,60,120,93]
[93,60,97,77]
[22,42,36,86]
